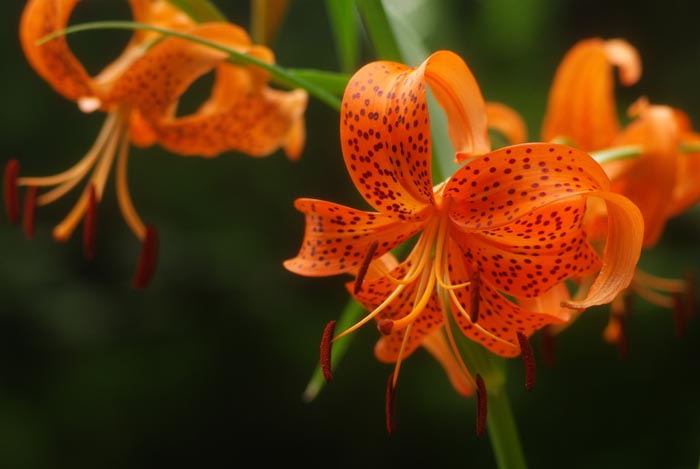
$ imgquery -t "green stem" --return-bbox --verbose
[680,141,700,153]
[37,21,342,111]
[590,145,642,164]
[487,381,528,469]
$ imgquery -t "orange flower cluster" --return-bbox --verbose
[4,0,307,287]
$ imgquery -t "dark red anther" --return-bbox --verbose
[517,331,536,391]
[672,292,686,338]
[354,240,378,294]
[132,225,159,289]
[320,320,336,382]
[378,319,394,335]
[540,326,556,368]
[22,186,37,239]
[82,186,98,261]
[385,371,398,436]
[475,373,487,437]
[470,264,480,323]
[4,159,20,224]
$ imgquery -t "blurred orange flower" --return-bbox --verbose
[5,0,307,287]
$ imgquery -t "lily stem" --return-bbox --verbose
[486,377,528,469]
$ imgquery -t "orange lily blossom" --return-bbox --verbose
[284,50,643,422]
[5,0,307,287]
[541,37,700,349]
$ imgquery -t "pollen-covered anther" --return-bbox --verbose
[22,186,37,239]
[82,185,98,261]
[320,320,336,382]
[475,373,487,437]
[385,371,398,436]
[132,224,159,289]
[517,331,536,391]
[3,159,20,224]
[354,240,378,294]
[469,263,481,323]
[378,319,394,334]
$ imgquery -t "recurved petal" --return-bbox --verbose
[445,143,610,231]
[486,102,528,146]
[565,192,643,309]
[110,23,255,119]
[541,38,640,150]
[451,198,601,300]
[283,199,425,277]
[422,51,490,161]
[447,242,565,357]
[611,104,679,247]
[340,60,435,217]
[20,0,94,103]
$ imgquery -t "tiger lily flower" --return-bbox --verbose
[6,0,307,287]
[541,37,700,346]
[284,50,643,417]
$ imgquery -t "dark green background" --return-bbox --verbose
[1,1,698,468]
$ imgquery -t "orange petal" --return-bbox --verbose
[421,51,490,161]
[444,143,610,230]
[565,192,643,309]
[20,0,94,103]
[111,23,306,158]
[283,198,426,277]
[486,102,528,145]
[450,198,601,300]
[447,242,565,358]
[611,104,680,247]
[541,38,640,150]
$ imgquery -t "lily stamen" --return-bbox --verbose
[353,240,379,294]
[516,331,536,391]
[320,320,336,382]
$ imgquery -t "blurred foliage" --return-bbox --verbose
[1,1,699,468]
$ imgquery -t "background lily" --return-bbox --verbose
[540,36,700,349]
[6,0,307,287]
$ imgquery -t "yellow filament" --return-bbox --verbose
[447,288,515,348]
[438,295,477,390]
[52,117,125,241]
[18,111,119,189]
[389,258,436,331]
[332,283,408,342]
[116,131,146,240]
[333,222,439,342]
[390,322,414,389]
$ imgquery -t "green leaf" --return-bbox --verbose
[355,0,402,62]
[301,299,365,402]
[37,21,342,111]
[324,0,361,73]
[287,69,351,97]
[164,0,227,22]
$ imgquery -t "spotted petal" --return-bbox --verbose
[110,23,307,159]
[451,198,601,300]
[340,50,489,218]
[446,240,565,357]
[20,0,94,103]
[541,38,640,150]
[283,199,426,277]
